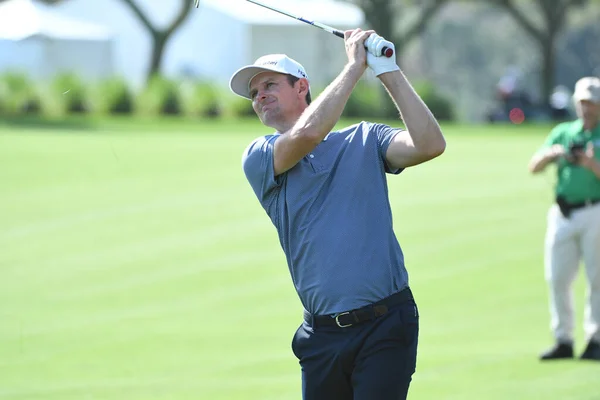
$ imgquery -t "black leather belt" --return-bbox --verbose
[304,287,414,329]
[570,198,600,209]
[556,196,600,218]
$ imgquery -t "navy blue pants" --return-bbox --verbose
[291,295,419,400]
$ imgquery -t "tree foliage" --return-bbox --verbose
[348,0,450,65]
[487,0,592,107]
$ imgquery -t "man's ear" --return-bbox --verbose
[297,78,309,98]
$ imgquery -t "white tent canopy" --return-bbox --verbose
[204,0,364,26]
[184,0,367,89]
[0,0,116,81]
[11,0,367,89]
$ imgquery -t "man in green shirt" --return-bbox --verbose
[529,76,600,361]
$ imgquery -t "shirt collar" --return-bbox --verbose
[571,119,600,136]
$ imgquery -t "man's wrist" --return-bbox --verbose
[582,157,600,170]
[343,62,366,81]
[372,63,400,78]
[545,146,564,162]
[376,68,408,94]
[377,68,402,83]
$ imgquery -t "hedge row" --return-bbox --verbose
[0,72,455,121]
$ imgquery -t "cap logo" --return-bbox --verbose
[259,60,279,66]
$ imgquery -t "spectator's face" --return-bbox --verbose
[576,99,600,124]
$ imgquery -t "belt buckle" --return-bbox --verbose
[335,312,353,328]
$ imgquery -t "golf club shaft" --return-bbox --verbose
[245,0,393,58]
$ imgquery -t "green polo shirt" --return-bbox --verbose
[537,119,600,203]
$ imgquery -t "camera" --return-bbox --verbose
[566,140,586,163]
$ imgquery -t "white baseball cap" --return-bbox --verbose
[229,54,310,100]
[573,76,600,104]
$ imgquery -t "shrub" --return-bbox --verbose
[338,78,456,122]
[343,80,384,119]
[0,72,42,116]
[51,73,90,114]
[411,80,455,121]
[179,80,221,118]
[136,75,182,116]
[219,90,255,118]
[92,77,135,115]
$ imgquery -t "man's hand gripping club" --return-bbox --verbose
[365,33,400,76]
[342,30,399,77]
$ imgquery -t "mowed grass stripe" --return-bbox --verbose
[1,236,289,336]
[0,187,243,242]
[1,211,268,280]
[0,372,301,400]
[1,248,288,327]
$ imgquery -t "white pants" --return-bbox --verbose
[545,202,600,344]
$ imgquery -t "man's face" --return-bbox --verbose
[575,99,600,124]
[248,72,306,129]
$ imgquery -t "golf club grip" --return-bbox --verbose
[332,29,393,58]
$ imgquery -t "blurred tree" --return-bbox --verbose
[120,0,195,82]
[347,0,450,66]
[488,0,592,109]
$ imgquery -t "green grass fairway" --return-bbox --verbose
[1,118,597,399]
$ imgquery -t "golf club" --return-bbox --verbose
[245,0,394,58]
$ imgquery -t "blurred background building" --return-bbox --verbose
[0,0,116,81]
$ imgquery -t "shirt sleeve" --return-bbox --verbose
[371,122,405,175]
[536,124,565,154]
[241,135,283,209]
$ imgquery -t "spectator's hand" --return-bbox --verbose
[365,33,400,77]
[547,144,567,161]
[577,142,597,169]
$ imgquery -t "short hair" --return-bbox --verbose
[286,75,312,105]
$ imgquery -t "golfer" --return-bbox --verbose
[529,76,600,361]
[230,29,446,399]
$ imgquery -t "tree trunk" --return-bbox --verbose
[357,0,448,67]
[359,0,393,40]
[494,0,590,113]
[148,33,168,81]
[120,0,195,84]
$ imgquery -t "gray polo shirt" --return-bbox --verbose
[242,121,409,315]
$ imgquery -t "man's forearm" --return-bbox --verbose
[378,70,445,153]
[584,158,600,179]
[529,152,556,173]
[290,64,363,142]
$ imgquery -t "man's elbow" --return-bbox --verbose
[528,163,536,174]
[529,161,542,174]
[422,135,446,160]
[528,156,546,174]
